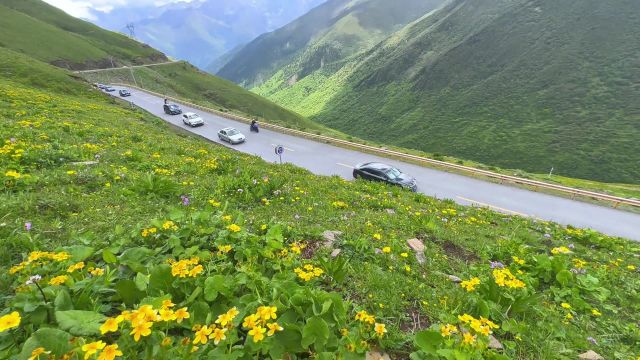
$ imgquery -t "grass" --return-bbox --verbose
[0,0,166,69]
[1,46,639,360]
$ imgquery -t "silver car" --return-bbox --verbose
[218,127,246,144]
[182,112,205,127]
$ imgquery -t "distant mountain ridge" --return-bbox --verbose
[223,0,640,183]
[90,0,326,69]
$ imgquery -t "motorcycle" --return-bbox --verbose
[250,123,259,133]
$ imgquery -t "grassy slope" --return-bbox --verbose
[1,47,640,359]
[248,0,640,184]
[0,0,166,69]
[79,62,326,132]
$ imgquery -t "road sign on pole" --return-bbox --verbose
[275,145,284,164]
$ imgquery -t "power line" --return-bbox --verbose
[125,23,136,39]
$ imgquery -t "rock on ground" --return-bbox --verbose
[578,350,604,360]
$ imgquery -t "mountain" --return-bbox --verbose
[230,0,640,183]
[216,0,447,88]
[0,0,167,70]
[89,0,326,69]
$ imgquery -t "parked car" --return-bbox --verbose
[95,83,105,89]
[353,162,417,191]
[218,127,246,144]
[182,112,204,127]
[104,86,116,92]
[119,89,131,97]
[163,104,182,115]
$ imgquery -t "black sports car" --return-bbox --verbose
[119,89,131,97]
[353,162,417,192]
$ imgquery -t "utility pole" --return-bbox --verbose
[126,23,136,39]
[548,167,554,178]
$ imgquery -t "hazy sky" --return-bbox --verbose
[43,0,200,19]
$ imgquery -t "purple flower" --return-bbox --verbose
[490,261,505,269]
[25,222,32,231]
[570,268,586,275]
[544,233,552,239]
[586,337,597,345]
[180,195,190,206]
[568,243,575,249]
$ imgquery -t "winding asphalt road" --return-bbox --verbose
[108,86,640,241]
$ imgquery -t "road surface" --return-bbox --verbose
[108,86,640,241]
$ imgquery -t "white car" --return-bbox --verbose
[182,112,204,127]
[218,127,246,144]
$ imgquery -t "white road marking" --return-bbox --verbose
[271,144,294,152]
[337,163,354,169]
[456,196,532,218]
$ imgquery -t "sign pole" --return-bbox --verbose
[275,145,285,164]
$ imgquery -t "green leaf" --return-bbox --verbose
[301,317,330,350]
[414,330,442,353]
[135,273,149,291]
[55,310,106,336]
[115,279,145,306]
[18,328,73,359]
[148,264,173,295]
[119,247,154,273]
[203,275,232,302]
[102,249,117,264]
[556,270,573,287]
[54,290,73,311]
[62,245,95,262]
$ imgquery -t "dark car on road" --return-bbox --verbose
[119,89,131,97]
[353,162,417,192]
[163,104,182,115]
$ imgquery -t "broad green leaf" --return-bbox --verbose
[55,310,106,336]
[18,328,73,359]
[414,330,442,353]
[54,290,73,311]
[203,275,231,302]
[102,249,117,264]
[135,272,149,291]
[115,279,145,306]
[148,264,173,294]
[119,247,154,273]
[556,270,573,287]
[301,317,329,350]
[62,245,95,262]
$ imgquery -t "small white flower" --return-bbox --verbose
[26,275,42,285]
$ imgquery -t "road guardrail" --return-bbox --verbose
[112,82,640,209]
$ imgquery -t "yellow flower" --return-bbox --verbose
[382,247,391,254]
[90,268,105,276]
[460,277,480,292]
[5,170,21,179]
[193,325,213,345]
[261,224,267,230]
[591,309,602,316]
[130,321,153,342]
[551,246,572,255]
[493,268,525,288]
[208,200,221,207]
[372,233,382,240]
[222,215,232,222]
[97,344,122,360]
[66,170,77,175]
[512,256,525,265]
[0,311,21,332]
[100,317,122,334]
[462,332,476,345]
[628,265,637,271]
[565,313,573,320]
[374,323,387,337]
[226,224,241,233]
[458,314,474,324]
[440,324,458,337]
[340,328,349,336]
[82,341,106,360]
[209,327,227,345]
[560,303,571,309]
[174,307,190,323]
[161,299,175,309]
[162,220,177,231]
[267,322,284,336]
[404,265,411,272]
[248,326,266,342]
[159,308,176,322]
[257,306,278,322]
[28,347,50,360]
[67,262,85,273]
[49,275,69,286]
[215,312,234,327]
[400,252,409,258]
[161,337,173,347]
[242,314,259,329]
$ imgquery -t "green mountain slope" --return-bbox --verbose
[0,0,167,69]
[217,0,447,88]
[244,0,640,183]
[2,37,640,359]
